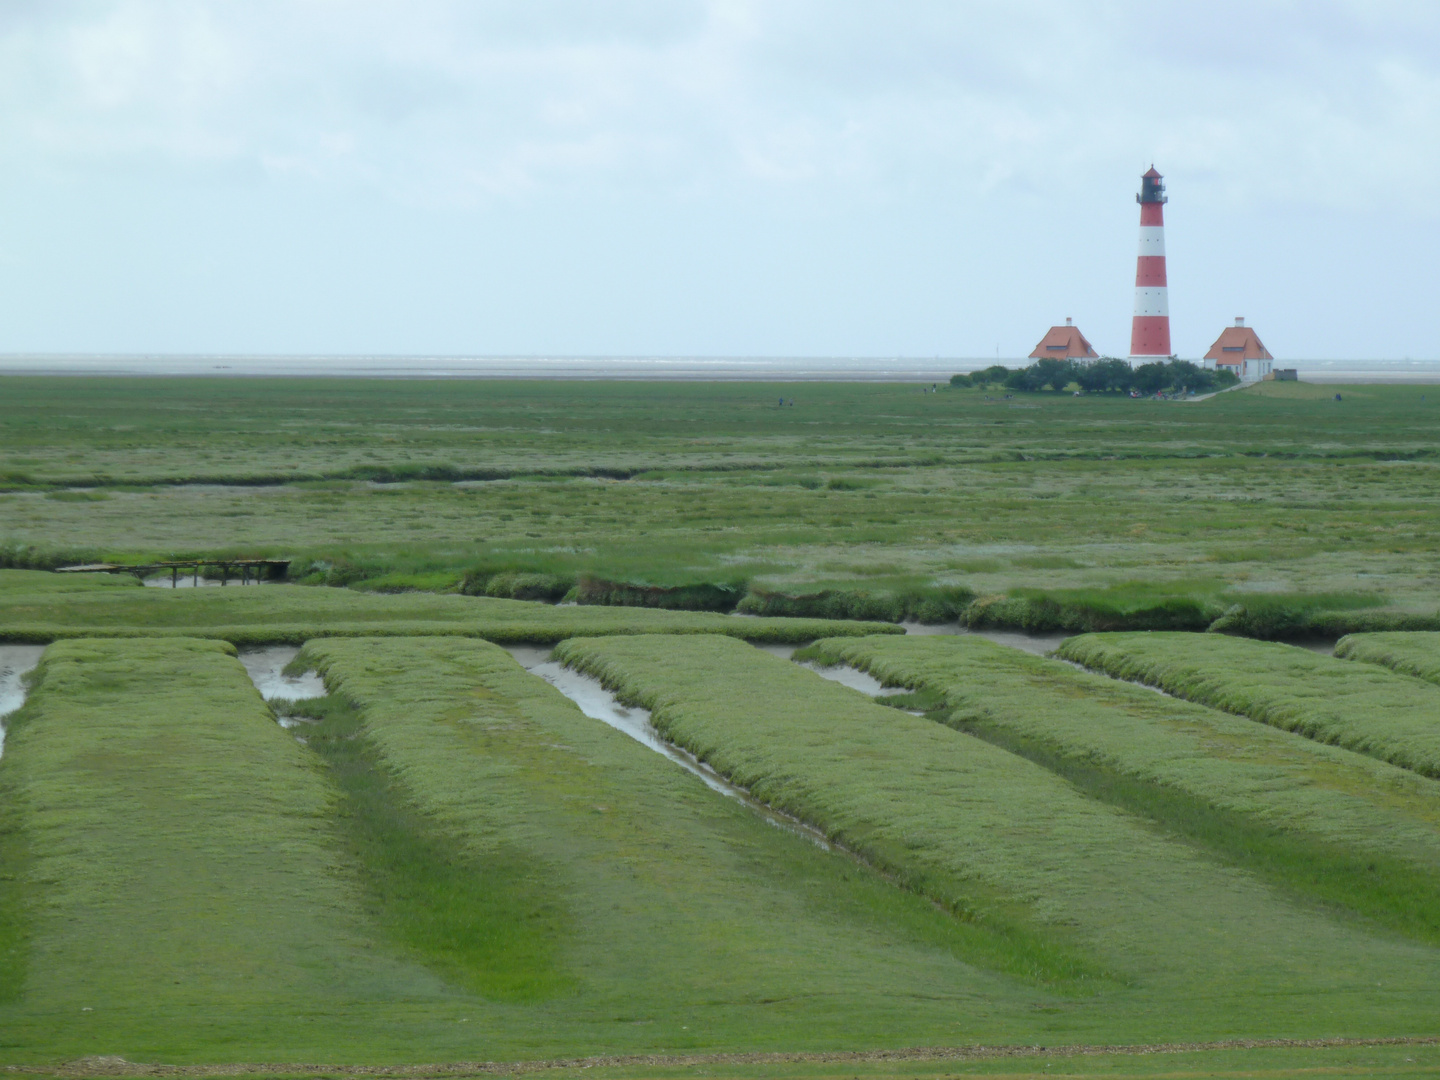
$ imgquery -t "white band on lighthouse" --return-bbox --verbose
[1136,226,1165,256]
[1133,287,1169,317]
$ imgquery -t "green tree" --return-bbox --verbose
[1132,362,1171,395]
[1074,358,1135,394]
[1027,358,1077,391]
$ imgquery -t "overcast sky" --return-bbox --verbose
[1,1,1435,360]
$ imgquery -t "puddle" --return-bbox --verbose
[0,645,46,760]
[503,645,833,847]
[797,662,906,697]
[237,646,326,729]
[900,621,961,636]
[901,621,1069,656]
[961,628,1071,656]
[752,642,802,660]
[1053,655,1171,697]
[144,574,268,588]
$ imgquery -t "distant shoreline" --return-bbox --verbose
[0,355,1436,383]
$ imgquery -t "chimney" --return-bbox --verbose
[1065,317,1073,325]
[1235,317,1245,327]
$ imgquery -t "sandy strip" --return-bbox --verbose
[7,1035,1437,1078]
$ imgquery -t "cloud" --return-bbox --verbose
[0,1,1435,358]
[0,0,1435,214]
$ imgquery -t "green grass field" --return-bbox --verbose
[1058,632,1440,778]
[278,637,1081,1053]
[2,378,1439,633]
[1338,631,1440,685]
[7,633,1178,1064]
[6,375,1440,1077]
[799,633,1440,943]
[0,568,897,644]
[0,637,464,1061]
[553,632,1440,1032]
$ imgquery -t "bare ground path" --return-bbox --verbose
[5,1037,1438,1080]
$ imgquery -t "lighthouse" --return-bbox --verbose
[1129,166,1171,361]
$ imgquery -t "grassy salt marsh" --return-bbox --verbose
[6,633,1157,1062]
[275,637,1072,1050]
[553,632,1440,1028]
[0,637,464,1061]
[1337,630,1440,685]
[0,569,896,645]
[7,372,1440,1074]
[1059,632,1440,778]
[3,378,1440,633]
[801,634,1440,943]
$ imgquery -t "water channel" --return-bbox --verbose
[144,575,270,588]
[0,645,46,761]
[231,641,833,846]
[237,646,327,700]
[502,644,834,846]
[237,646,326,729]
[194,626,1348,838]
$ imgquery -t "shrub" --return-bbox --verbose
[972,364,1011,386]
[1073,358,1135,394]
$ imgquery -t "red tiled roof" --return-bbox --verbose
[1028,325,1098,360]
[1204,326,1273,362]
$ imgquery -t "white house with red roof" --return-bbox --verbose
[1029,318,1099,362]
[1204,318,1273,382]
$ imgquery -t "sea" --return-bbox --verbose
[0,355,1436,383]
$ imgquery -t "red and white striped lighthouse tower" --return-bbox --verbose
[1129,166,1171,361]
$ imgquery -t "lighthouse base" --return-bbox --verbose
[1130,315,1171,359]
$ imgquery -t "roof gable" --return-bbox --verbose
[1029,325,1099,360]
[1204,326,1273,362]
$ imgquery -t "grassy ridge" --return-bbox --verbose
[1058,632,1440,779]
[0,572,899,644]
[551,633,1440,1000]
[801,634,1440,943]
[0,569,141,594]
[5,378,1440,637]
[289,637,1061,1050]
[0,637,450,1059]
[1337,631,1440,685]
[270,693,572,1003]
[0,378,1435,487]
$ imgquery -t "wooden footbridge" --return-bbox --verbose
[55,559,290,586]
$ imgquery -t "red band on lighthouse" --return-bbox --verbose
[1135,256,1167,287]
[1129,167,1171,360]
